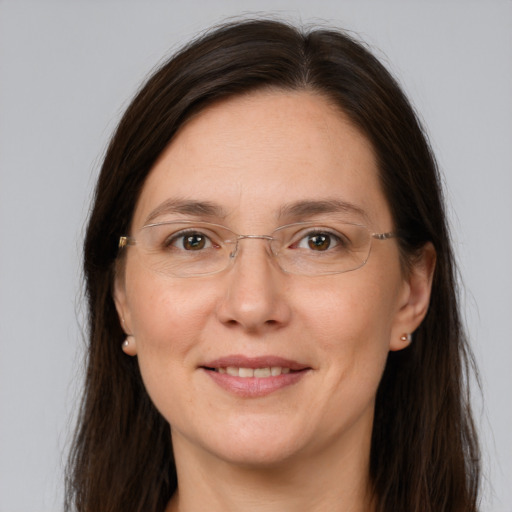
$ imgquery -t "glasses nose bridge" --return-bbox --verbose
[229,233,278,260]
[237,234,275,242]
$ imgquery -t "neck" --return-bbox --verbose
[166,428,375,512]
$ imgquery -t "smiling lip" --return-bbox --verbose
[200,355,311,398]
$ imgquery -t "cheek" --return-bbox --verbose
[305,275,398,343]
[125,269,217,362]
[124,272,220,419]
[301,273,401,386]
[319,284,396,406]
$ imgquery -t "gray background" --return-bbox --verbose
[0,1,510,511]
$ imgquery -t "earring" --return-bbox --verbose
[400,333,411,343]
[122,335,134,350]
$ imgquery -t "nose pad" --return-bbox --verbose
[228,244,238,260]
[228,235,275,267]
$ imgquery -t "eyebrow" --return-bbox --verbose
[277,199,369,222]
[144,197,369,225]
[144,198,228,225]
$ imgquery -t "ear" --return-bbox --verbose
[113,263,138,356]
[389,242,436,351]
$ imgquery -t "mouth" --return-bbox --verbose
[200,355,311,397]
[204,366,294,378]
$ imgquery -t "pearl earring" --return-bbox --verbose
[122,335,134,350]
[400,333,411,343]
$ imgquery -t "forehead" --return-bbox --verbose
[132,90,392,230]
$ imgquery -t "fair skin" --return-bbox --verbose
[114,90,435,512]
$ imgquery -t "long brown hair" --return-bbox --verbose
[67,19,480,512]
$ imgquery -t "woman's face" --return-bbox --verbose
[115,90,430,468]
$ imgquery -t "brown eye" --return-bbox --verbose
[182,234,207,250]
[307,234,332,251]
[163,230,214,251]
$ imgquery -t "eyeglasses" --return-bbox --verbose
[118,219,397,277]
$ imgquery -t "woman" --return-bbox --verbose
[67,19,480,512]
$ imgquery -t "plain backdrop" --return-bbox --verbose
[0,1,511,511]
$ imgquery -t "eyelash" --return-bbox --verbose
[163,229,219,250]
[290,230,346,250]
[162,228,348,251]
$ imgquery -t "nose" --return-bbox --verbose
[215,238,292,333]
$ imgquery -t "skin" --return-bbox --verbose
[114,90,435,512]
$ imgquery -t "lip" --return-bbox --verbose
[202,355,309,371]
[200,354,311,398]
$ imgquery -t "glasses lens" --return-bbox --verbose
[131,220,373,277]
[137,221,234,277]
[272,221,372,275]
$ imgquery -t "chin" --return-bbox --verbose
[209,439,306,469]
[174,416,313,469]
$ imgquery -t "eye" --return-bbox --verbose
[295,231,343,251]
[165,230,215,251]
